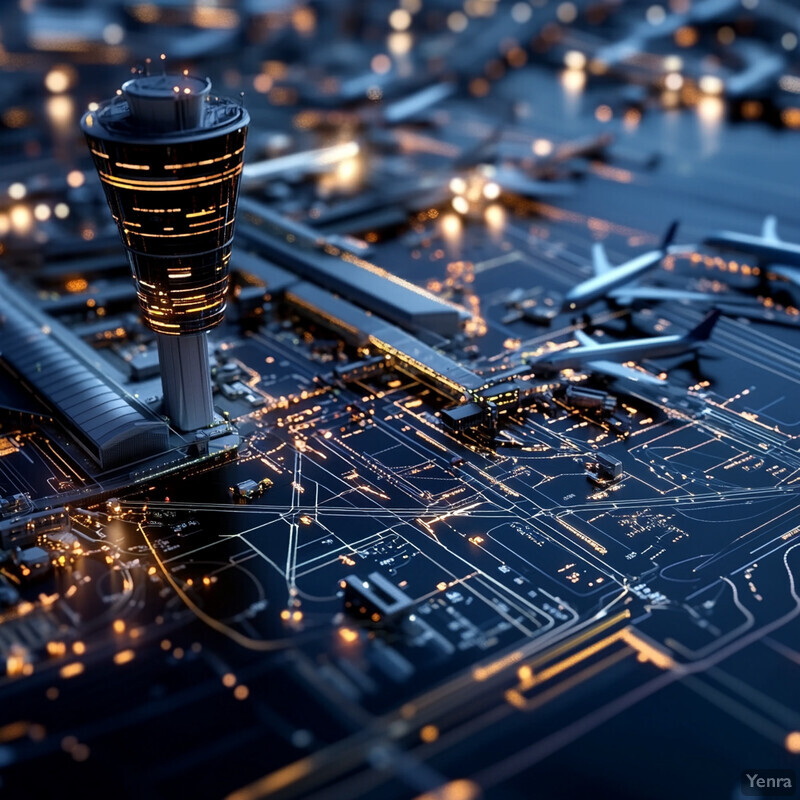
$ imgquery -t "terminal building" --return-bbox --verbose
[238,196,468,338]
[0,279,170,471]
[285,281,483,401]
[284,280,549,433]
[211,252,558,435]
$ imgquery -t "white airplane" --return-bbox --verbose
[530,309,721,387]
[563,222,679,311]
[592,0,740,69]
[561,221,764,318]
[704,216,800,288]
[561,223,748,313]
[725,42,786,101]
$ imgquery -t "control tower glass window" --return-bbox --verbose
[81,73,249,336]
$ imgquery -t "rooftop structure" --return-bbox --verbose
[238,196,468,338]
[0,282,169,471]
[286,281,378,347]
[285,281,482,400]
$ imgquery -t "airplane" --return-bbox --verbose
[703,216,800,272]
[563,222,680,312]
[528,309,721,387]
[561,222,762,315]
[242,142,361,189]
[591,0,740,70]
[380,83,456,126]
[724,41,786,102]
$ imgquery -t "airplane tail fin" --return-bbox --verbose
[574,328,596,347]
[591,242,614,277]
[762,215,780,242]
[688,308,721,342]
[660,220,680,251]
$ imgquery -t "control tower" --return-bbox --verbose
[81,72,249,430]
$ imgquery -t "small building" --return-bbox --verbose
[597,453,623,481]
[0,508,70,550]
[12,546,52,580]
[473,380,520,416]
[441,402,485,432]
[333,356,388,384]
[284,281,483,402]
[342,572,413,626]
[565,385,616,413]
[230,478,273,503]
[588,453,623,486]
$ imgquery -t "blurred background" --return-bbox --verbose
[1,0,799,249]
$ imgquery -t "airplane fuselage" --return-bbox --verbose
[534,332,695,371]
[564,250,662,310]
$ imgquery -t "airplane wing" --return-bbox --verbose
[591,242,614,277]
[762,215,781,242]
[769,264,800,286]
[383,83,455,124]
[586,359,666,387]
[608,286,757,304]
[712,298,800,328]
[574,328,597,347]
